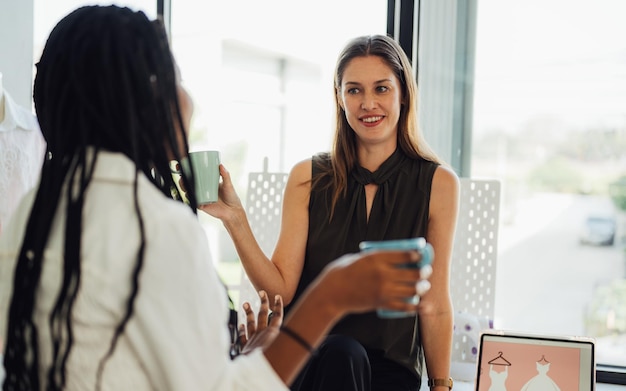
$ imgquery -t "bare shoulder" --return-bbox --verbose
[282,158,313,208]
[431,165,460,205]
[288,158,313,185]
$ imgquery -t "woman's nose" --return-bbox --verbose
[360,92,377,110]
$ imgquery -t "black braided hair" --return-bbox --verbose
[2,5,197,390]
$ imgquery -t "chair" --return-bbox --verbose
[245,157,288,257]
[449,178,501,380]
[237,157,288,311]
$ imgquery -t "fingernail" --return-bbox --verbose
[416,280,431,296]
[243,302,249,310]
[420,264,433,279]
[259,290,266,299]
[275,295,280,305]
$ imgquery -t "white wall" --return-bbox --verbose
[0,0,35,109]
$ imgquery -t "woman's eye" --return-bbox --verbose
[376,86,389,93]
[347,87,360,95]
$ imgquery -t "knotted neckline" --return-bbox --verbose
[351,148,405,186]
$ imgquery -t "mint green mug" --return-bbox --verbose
[175,150,221,205]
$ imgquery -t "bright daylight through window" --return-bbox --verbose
[472,0,626,367]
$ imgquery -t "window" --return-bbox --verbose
[471,0,626,369]
[34,0,157,60]
[169,0,388,304]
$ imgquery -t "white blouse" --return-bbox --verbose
[0,151,287,390]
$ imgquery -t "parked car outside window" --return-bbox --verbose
[580,215,616,246]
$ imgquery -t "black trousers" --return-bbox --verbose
[290,335,420,391]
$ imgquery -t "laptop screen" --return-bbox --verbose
[475,331,595,391]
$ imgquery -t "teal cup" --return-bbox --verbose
[359,237,433,318]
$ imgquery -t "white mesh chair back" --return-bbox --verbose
[245,158,288,256]
[451,178,500,318]
[450,178,501,380]
[238,158,288,310]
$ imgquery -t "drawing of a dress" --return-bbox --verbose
[487,351,511,391]
[488,364,508,391]
[520,356,561,391]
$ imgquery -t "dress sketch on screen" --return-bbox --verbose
[520,355,561,391]
[487,351,511,391]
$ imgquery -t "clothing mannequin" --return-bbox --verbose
[0,70,40,386]
[0,71,46,235]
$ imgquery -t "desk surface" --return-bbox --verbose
[418,380,625,390]
[0,369,624,389]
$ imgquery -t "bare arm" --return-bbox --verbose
[200,160,312,305]
[419,165,460,388]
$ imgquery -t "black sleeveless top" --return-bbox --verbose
[292,148,438,377]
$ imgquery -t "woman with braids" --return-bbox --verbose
[202,35,459,391]
[0,5,430,391]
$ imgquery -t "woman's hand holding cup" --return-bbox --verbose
[317,244,433,319]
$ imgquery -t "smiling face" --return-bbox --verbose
[338,55,403,148]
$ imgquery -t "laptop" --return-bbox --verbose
[475,330,595,390]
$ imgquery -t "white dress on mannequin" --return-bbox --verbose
[0,72,47,235]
